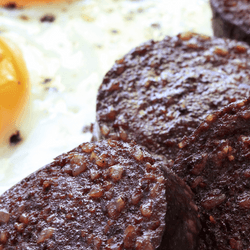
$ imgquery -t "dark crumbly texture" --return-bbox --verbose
[173,98,250,250]
[96,33,250,163]
[160,165,201,250]
[210,0,250,45]
[0,140,200,250]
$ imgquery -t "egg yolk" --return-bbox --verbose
[0,0,67,7]
[0,37,29,144]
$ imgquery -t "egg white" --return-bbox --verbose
[0,0,212,194]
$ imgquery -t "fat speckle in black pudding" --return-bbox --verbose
[96,33,250,163]
[173,98,250,250]
[0,140,200,249]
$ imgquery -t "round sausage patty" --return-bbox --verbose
[96,33,250,164]
[173,98,250,250]
[0,140,200,250]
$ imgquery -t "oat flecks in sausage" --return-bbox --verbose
[0,232,8,244]
[90,169,101,180]
[100,125,110,136]
[0,140,172,249]
[96,33,250,160]
[136,235,154,250]
[88,185,104,198]
[173,98,250,250]
[214,46,228,56]
[131,189,143,205]
[14,222,24,232]
[19,213,29,224]
[133,146,144,161]
[37,227,55,243]
[72,164,87,177]
[95,152,108,168]
[238,192,250,209]
[140,200,153,218]
[201,194,226,210]
[123,225,137,248]
[0,209,10,223]
[81,142,95,153]
[0,140,201,249]
[109,164,123,182]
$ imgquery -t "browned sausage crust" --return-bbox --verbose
[96,33,250,164]
[0,140,200,250]
[173,98,250,250]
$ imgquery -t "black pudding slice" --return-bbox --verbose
[173,98,250,250]
[96,33,250,164]
[210,0,250,45]
[0,140,200,250]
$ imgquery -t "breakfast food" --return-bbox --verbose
[96,33,250,163]
[0,140,200,249]
[210,0,250,45]
[0,0,71,8]
[173,98,250,249]
[0,37,29,145]
[159,163,201,250]
[0,0,213,197]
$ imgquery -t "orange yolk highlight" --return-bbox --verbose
[0,37,29,144]
[0,0,67,7]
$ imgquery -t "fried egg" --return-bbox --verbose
[0,0,212,194]
[0,37,29,145]
[0,0,73,8]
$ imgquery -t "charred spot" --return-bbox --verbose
[186,77,197,83]
[4,2,17,9]
[23,232,33,241]
[209,102,219,110]
[225,221,232,233]
[179,107,188,115]
[9,131,22,145]
[43,184,51,192]
[141,180,149,192]
[40,14,56,23]
[42,78,52,84]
